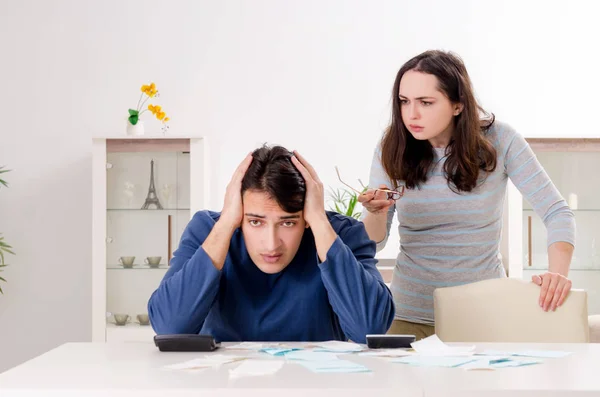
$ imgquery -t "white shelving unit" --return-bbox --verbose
[508,139,600,315]
[92,136,209,342]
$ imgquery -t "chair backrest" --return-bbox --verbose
[433,278,589,343]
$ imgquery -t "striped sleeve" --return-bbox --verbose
[500,124,576,247]
[360,144,397,252]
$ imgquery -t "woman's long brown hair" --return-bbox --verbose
[381,50,497,192]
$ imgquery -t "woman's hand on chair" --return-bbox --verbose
[532,272,572,312]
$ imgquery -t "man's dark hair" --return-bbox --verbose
[241,145,306,213]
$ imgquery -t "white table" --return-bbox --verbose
[0,342,599,397]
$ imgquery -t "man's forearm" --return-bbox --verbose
[201,219,237,270]
[309,215,338,262]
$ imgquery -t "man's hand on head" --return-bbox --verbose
[291,151,337,261]
[220,153,253,230]
[290,151,327,227]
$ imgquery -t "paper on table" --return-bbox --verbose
[462,356,541,370]
[479,350,572,358]
[359,349,414,358]
[229,359,284,378]
[226,342,266,350]
[312,341,364,352]
[163,355,246,371]
[284,351,341,361]
[260,347,301,356]
[226,342,299,351]
[295,359,371,373]
[517,350,571,358]
[460,357,512,371]
[461,360,497,371]
[410,335,475,356]
[393,356,478,368]
[491,358,540,368]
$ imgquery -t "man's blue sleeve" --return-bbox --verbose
[318,220,395,343]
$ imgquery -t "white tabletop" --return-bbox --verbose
[0,342,599,397]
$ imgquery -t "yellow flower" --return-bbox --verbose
[148,104,162,115]
[157,111,166,121]
[141,82,157,97]
[163,117,170,123]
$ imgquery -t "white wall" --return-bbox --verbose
[1,0,599,372]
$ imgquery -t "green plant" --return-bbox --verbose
[0,166,14,294]
[327,186,367,220]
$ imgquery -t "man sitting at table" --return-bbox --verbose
[148,145,395,343]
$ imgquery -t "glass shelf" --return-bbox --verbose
[107,208,190,211]
[523,207,600,270]
[106,322,153,328]
[107,265,169,270]
[519,142,600,315]
[525,268,600,272]
[104,145,191,341]
[524,209,600,212]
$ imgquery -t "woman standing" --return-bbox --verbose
[359,50,575,339]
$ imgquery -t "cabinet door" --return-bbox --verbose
[104,139,192,341]
[521,141,600,315]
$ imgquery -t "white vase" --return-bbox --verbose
[126,120,145,136]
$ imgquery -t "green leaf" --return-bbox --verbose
[0,276,5,282]
[128,115,138,125]
[0,168,8,187]
[0,240,12,248]
[348,195,357,211]
[128,109,139,116]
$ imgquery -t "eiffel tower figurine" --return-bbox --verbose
[141,159,163,209]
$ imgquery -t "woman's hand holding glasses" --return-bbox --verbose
[335,166,403,215]
[358,185,398,215]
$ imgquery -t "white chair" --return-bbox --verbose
[433,278,589,343]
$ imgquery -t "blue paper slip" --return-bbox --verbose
[479,350,572,358]
[490,359,540,368]
[461,357,539,370]
[395,355,541,369]
[284,351,340,361]
[461,358,508,371]
[295,359,371,373]
[259,348,301,356]
[393,356,478,368]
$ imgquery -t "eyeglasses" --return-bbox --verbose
[334,166,405,201]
